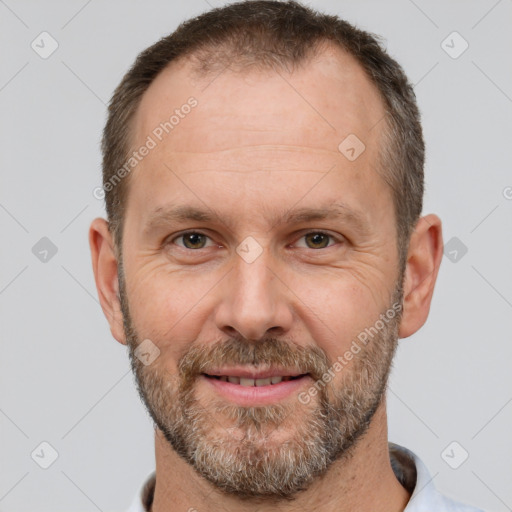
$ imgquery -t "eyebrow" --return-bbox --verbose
[143,202,371,236]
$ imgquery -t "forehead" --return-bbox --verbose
[125,44,392,232]
[133,44,386,156]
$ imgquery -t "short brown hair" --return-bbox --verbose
[101,0,424,274]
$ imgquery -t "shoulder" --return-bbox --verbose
[389,442,485,512]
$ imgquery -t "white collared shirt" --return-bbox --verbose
[125,442,484,512]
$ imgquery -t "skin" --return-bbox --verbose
[89,43,443,512]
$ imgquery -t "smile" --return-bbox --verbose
[201,370,311,405]
[204,374,305,386]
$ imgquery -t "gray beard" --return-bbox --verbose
[119,264,403,500]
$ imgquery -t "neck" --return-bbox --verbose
[151,399,411,512]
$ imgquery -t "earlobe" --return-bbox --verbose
[89,218,127,345]
[398,214,444,339]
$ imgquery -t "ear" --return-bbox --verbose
[398,214,443,339]
[89,218,126,345]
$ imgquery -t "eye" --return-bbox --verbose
[172,232,214,250]
[168,231,341,252]
[294,232,340,249]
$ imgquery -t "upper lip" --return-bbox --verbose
[203,367,307,379]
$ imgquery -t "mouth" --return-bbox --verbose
[201,368,311,405]
[204,374,306,386]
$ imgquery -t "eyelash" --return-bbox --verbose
[168,231,343,251]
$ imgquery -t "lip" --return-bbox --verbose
[203,367,304,379]
[201,373,311,406]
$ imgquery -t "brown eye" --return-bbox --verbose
[303,232,332,249]
[177,232,209,249]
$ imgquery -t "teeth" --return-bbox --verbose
[216,375,292,385]
[210,374,303,385]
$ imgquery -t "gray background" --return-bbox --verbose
[1,0,511,511]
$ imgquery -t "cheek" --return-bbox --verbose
[286,268,389,357]
[126,265,214,347]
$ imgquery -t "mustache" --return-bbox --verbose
[177,336,331,385]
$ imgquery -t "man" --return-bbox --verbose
[89,1,483,511]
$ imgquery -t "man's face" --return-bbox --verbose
[119,46,404,498]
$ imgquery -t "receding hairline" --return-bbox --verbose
[103,9,420,271]
[126,38,390,181]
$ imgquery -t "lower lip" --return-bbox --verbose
[201,374,311,405]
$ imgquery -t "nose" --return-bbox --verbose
[213,248,293,341]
